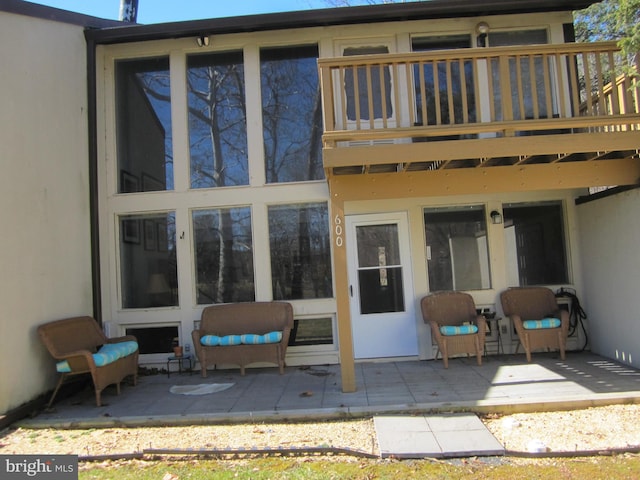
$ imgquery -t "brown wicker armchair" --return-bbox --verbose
[500,287,569,362]
[420,291,486,368]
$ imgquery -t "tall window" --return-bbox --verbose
[193,207,254,304]
[116,57,173,192]
[119,212,178,308]
[260,45,323,183]
[412,36,475,129]
[424,206,491,291]
[268,203,333,300]
[503,202,568,286]
[343,46,393,122]
[187,51,248,188]
[488,30,552,121]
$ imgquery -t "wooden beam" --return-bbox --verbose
[329,195,357,393]
[328,158,640,201]
[323,131,640,168]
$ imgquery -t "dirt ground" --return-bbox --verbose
[1,404,639,459]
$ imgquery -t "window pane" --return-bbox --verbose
[424,206,491,291]
[359,267,404,314]
[412,36,475,130]
[503,202,568,286]
[288,318,334,346]
[187,52,248,188]
[343,46,393,121]
[119,212,178,308]
[116,58,173,192]
[268,203,333,300]
[261,45,324,183]
[193,207,254,304]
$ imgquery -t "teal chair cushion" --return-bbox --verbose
[522,318,561,330]
[439,325,479,336]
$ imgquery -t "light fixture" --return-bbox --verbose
[196,35,210,47]
[490,210,503,225]
[476,21,490,47]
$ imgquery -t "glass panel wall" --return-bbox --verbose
[187,51,249,188]
[119,212,178,308]
[424,206,491,291]
[260,45,324,183]
[268,203,333,300]
[192,207,254,304]
[116,57,173,192]
[503,201,568,286]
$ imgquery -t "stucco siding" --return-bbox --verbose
[0,12,92,414]
[577,189,640,367]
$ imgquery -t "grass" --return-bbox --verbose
[79,455,640,479]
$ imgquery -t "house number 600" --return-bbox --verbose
[334,214,344,247]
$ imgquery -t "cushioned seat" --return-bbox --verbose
[421,291,486,369]
[500,287,569,362]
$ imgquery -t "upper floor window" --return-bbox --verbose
[116,57,173,192]
[187,51,249,188]
[343,46,393,122]
[424,205,491,291]
[260,45,324,183]
[503,201,568,286]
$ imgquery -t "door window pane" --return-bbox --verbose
[268,203,332,300]
[343,46,393,121]
[424,206,491,291]
[192,207,254,304]
[187,52,249,188]
[355,224,405,314]
[261,45,324,183]
[503,202,568,286]
[119,212,177,308]
[116,57,173,192]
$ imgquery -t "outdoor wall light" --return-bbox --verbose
[490,210,503,225]
[196,35,210,47]
[476,21,490,47]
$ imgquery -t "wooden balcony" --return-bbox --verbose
[319,42,640,198]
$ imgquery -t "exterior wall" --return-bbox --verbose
[0,13,92,413]
[96,10,577,368]
[577,189,640,367]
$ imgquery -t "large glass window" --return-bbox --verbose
[424,206,491,291]
[261,45,323,183]
[503,202,568,286]
[268,203,333,300]
[412,36,475,129]
[488,30,552,121]
[116,57,173,192]
[343,46,393,122]
[187,52,248,188]
[193,207,254,304]
[119,212,178,308]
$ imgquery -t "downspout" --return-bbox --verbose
[85,34,102,323]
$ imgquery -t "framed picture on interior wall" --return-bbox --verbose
[121,218,140,244]
[157,222,168,252]
[142,172,164,192]
[120,170,138,193]
[144,219,157,251]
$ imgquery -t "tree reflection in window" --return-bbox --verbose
[268,203,333,300]
[187,51,249,188]
[193,207,254,304]
[261,45,323,183]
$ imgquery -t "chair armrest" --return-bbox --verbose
[428,320,444,341]
[60,350,97,372]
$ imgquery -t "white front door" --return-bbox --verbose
[346,212,418,359]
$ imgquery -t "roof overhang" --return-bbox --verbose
[83,0,598,45]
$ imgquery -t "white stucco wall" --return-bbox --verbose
[576,188,640,367]
[0,12,92,414]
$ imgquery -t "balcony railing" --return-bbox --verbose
[319,41,640,146]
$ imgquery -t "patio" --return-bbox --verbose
[19,351,640,429]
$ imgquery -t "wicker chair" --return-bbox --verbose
[500,287,569,362]
[420,291,486,368]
